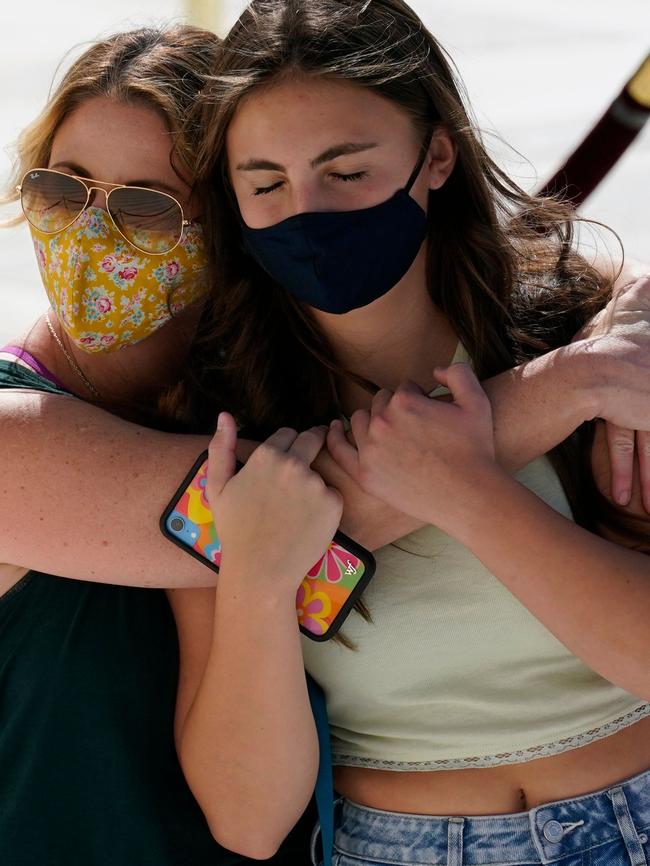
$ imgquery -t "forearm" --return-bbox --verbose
[0,391,258,588]
[484,343,596,473]
[327,344,596,550]
[445,468,650,700]
[178,576,318,858]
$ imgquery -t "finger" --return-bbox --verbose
[433,363,486,407]
[263,426,300,452]
[350,409,370,450]
[636,430,650,514]
[606,423,635,506]
[288,426,328,465]
[394,380,424,396]
[616,275,650,311]
[207,412,238,498]
[327,418,360,479]
[393,379,426,408]
[371,388,393,418]
[235,438,259,464]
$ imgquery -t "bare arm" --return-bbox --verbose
[336,366,650,702]
[483,260,650,475]
[0,390,214,586]
[170,421,334,857]
[0,371,583,586]
[4,261,649,587]
[438,434,650,702]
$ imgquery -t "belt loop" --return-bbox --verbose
[447,817,465,866]
[609,786,647,866]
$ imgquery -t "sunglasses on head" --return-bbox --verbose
[18,168,190,255]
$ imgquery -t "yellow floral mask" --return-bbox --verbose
[30,206,208,352]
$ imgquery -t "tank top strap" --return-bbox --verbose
[428,341,471,398]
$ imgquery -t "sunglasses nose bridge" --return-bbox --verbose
[85,184,109,210]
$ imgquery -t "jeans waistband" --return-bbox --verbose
[335,765,650,865]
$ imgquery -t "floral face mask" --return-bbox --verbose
[29,206,208,353]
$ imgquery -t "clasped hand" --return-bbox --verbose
[327,364,500,532]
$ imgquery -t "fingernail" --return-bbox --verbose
[216,412,225,430]
[616,489,630,505]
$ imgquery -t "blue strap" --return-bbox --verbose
[307,675,334,866]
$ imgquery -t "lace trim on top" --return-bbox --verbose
[332,702,650,771]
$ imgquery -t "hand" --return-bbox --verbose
[313,443,425,550]
[207,413,343,593]
[573,274,650,509]
[327,364,500,532]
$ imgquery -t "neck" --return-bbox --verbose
[311,248,458,413]
[19,304,201,419]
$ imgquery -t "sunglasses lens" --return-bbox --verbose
[21,170,87,233]
[108,187,183,253]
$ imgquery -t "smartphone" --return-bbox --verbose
[160,450,376,641]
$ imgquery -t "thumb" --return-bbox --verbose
[207,411,238,500]
[432,363,485,408]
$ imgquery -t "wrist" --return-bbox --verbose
[564,340,607,422]
[423,461,508,537]
[218,555,302,604]
[438,466,522,547]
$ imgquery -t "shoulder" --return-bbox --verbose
[0,384,72,428]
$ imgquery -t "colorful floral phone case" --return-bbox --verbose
[160,450,376,641]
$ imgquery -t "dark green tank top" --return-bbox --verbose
[0,358,314,865]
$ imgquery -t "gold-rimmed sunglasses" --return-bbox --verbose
[18,168,190,255]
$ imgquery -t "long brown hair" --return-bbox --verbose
[174,1,644,557]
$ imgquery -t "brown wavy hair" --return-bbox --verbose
[170,1,646,577]
[1,24,221,221]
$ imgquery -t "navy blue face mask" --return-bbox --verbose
[240,144,430,315]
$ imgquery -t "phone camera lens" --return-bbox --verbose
[170,517,185,532]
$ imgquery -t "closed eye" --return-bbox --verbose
[253,170,368,196]
[330,171,367,182]
[253,181,284,196]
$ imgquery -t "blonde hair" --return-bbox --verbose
[2,24,221,224]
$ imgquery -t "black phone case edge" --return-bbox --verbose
[159,449,377,641]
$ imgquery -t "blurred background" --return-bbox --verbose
[1,0,648,343]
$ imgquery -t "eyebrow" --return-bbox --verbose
[235,141,379,172]
[48,161,182,196]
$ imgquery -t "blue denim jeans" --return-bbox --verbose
[314,766,650,866]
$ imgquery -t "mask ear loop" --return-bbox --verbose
[404,132,435,193]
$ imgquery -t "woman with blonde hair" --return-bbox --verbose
[0,23,308,865]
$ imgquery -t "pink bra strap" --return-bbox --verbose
[0,345,67,390]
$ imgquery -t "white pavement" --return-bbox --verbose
[1,0,648,343]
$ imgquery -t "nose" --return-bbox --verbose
[287,180,321,217]
[86,185,109,210]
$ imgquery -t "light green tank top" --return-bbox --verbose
[301,345,650,770]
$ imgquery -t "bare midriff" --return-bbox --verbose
[333,714,650,815]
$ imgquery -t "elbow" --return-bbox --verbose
[178,765,299,857]
[199,783,316,859]
[207,820,286,860]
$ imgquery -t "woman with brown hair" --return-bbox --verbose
[154,1,650,863]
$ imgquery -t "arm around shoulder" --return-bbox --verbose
[0,389,215,587]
